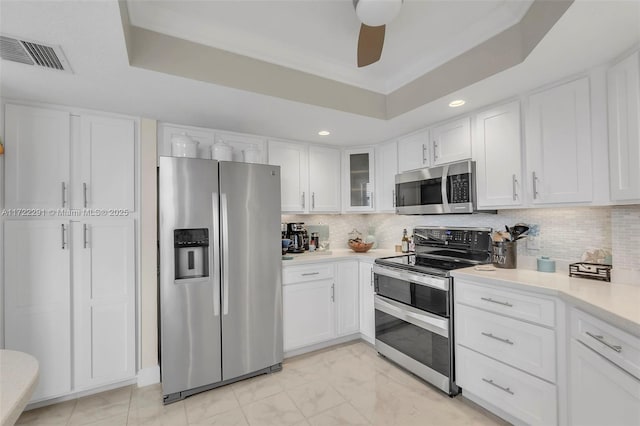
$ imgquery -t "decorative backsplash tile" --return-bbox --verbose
[283,205,640,273]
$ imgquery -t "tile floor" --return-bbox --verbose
[17,341,508,426]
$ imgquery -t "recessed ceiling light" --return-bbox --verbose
[449,100,466,108]
[318,130,331,136]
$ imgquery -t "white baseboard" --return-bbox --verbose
[284,334,361,359]
[137,365,160,387]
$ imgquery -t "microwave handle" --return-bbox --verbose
[440,163,450,213]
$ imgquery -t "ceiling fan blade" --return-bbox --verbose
[357,23,385,68]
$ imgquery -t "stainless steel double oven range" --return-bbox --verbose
[373,226,492,396]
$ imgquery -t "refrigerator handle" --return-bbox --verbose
[213,192,221,317]
[221,193,230,316]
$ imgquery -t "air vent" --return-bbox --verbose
[0,35,72,72]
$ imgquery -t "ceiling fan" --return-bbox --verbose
[353,0,404,67]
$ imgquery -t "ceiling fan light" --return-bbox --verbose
[355,0,403,27]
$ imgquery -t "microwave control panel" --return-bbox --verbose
[448,173,471,203]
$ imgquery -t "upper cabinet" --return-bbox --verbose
[309,146,341,212]
[474,101,523,208]
[5,105,71,209]
[268,140,309,213]
[375,140,398,212]
[608,50,640,201]
[5,104,136,211]
[431,116,472,166]
[525,77,592,204]
[397,129,429,173]
[268,140,341,214]
[343,147,375,212]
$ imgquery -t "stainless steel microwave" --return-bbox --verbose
[395,160,477,214]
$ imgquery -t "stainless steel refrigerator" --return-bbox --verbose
[159,156,283,404]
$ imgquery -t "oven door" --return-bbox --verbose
[374,295,454,394]
[372,264,450,317]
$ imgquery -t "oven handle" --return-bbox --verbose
[372,264,449,291]
[375,295,449,338]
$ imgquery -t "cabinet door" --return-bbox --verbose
[73,219,136,390]
[268,140,308,213]
[398,129,429,172]
[608,51,640,201]
[526,78,592,204]
[5,104,70,209]
[283,280,335,351]
[474,101,523,208]
[569,340,640,426]
[358,261,375,343]
[375,141,398,212]
[309,146,341,212]
[336,261,359,336]
[343,148,375,212]
[431,117,471,165]
[79,115,135,211]
[4,220,71,401]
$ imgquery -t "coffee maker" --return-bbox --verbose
[286,223,308,253]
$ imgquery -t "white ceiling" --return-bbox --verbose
[0,0,639,146]
[126,0,533,94]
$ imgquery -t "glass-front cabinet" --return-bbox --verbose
[343,147,375,212]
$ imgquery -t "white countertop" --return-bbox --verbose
[282,248,400,264]
[0,350,39,426]
[451,267,640,336]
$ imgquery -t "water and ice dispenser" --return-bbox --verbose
[174,228,209,279]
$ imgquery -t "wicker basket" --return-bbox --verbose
[348,241,374,253]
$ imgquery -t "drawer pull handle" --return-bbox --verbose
[301,272,320,276]
[481,332,514,345]
[586,331,622,353]
[482,378,514,395]
[481,297,513,307]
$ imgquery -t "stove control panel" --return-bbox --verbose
[414,227,492,252]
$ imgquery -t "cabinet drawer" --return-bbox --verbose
[571,308,640,380]
[283,263,334,285]
[456,280,555,327]
[457,345,557,426]
[456,304,556,382]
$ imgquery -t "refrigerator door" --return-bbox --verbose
[219,162,283,380]
[159,157,222,396]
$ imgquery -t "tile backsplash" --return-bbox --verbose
[283,205,640,273]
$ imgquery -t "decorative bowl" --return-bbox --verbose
[348,241,374,253]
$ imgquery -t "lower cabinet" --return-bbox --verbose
[569,308,640,426]
[3,219,136,402]
[282,261,360,353]
[358,260,375,343]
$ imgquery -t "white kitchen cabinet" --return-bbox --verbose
[268,140,309,212]
[73,219,136,390]
[5,104,70,209]
[569,340,640,426]
[375,140,398,212]
[309,145,341,212]
[474,101,523,208]
[283,279,335,351]
[525,77,592,204]
[4,220,72,401]
[79,115,135,210]
[455,278,559,425]
[358,260,375,343]
[5,104,136,211]
[608,50,640,201]
[343,147,375,212]
[397,129,429,172]
[431,116,472,165]
[336,261,359,336]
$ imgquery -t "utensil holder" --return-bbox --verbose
[492,241,517,269]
